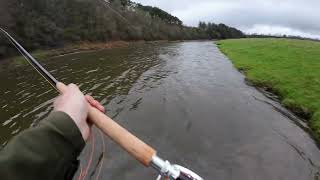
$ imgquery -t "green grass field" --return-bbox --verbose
[217,38,320,140]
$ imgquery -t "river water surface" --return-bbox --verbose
[0,41,320,179]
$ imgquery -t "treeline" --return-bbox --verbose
[247,34,320,42]
[0,0,244,57]
[198,22,244,39]
[136,4,182,25]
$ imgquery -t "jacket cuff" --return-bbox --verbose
[41,111,85,155]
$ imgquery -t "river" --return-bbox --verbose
[0,41,319,179]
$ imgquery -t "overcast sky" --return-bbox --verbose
[133,0,320,39]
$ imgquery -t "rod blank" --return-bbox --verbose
[1,28,157,167]
[0,28,58,86]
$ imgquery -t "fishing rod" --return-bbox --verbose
[0,28,203,180]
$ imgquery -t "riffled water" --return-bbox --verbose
[0,41,319,179]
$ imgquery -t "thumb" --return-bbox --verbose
[56,82,68,94]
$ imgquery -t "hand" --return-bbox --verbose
[85,95,105,113]
[54,83,105,141]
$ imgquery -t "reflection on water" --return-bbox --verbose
[0,42,173,146]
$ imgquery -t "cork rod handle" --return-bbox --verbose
[57,82,156,166]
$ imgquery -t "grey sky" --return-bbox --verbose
[133,0,320,39]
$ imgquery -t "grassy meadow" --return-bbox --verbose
[217,38,320,140]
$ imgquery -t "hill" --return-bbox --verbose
[0,0,244,58]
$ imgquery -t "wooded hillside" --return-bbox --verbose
[0,0,245,57]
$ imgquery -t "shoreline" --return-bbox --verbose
[217,39,320,143]
[0,40,170,67]
[1,40,206,64]
[245,75,320,146]
[1,39,215,68]
[244,75,314,136]
[229,56,319,145]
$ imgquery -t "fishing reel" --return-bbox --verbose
[151,155,203,180]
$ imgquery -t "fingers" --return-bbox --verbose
[56,82,68,94]
[85,94,95,102]
[85,95,105,113]
[56,82,80,94]
[57,82,105,113]
[68,83,79,90]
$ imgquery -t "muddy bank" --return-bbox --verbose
[0,40,171,63]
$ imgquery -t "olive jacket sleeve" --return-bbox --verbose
[0,111,85,180]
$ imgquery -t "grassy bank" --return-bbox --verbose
[217,38,320,140]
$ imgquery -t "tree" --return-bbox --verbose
[0,0,245,58]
